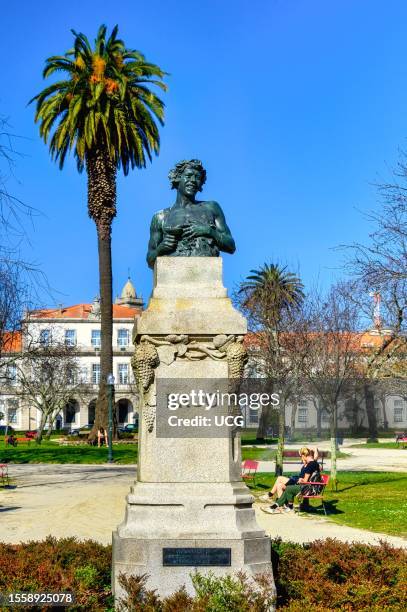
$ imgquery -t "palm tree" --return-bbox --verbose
[239,263,305,470]
[30,25,167,435]
[240,263,305,328]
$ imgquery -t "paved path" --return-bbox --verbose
[1,464,405,548]
[1,464,134,545]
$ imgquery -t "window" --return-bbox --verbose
[394,408,403,423]
[249,408,259,424]
[65,329,76,347]
[7,399,18,424]
[92,363,101,385]
[40,329,51,346]
[394,399,404,423]
[8,408,17,423]
[117,328,129,347]
[6,364,17,385]
[91,329,101,348]
[118,363,129,384]
[298,408,308,423]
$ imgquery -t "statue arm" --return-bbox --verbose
[147,209,177,268]
[210,202,236,254]
[146,213,164,269]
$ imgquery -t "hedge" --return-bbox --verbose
[0,537,405,610]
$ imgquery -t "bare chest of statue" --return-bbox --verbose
[162,203,219,257]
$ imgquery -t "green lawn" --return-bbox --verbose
[2,440,350,465]
[249,471,407,537]
[350,442,404,449]
[241,447,277,461]
[0,441,138,464]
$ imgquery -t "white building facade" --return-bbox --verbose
[242,329,407,434]
[0,279,143,432]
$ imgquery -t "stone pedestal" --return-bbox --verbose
[113,257,274,600]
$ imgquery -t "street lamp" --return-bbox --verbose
[106,373,115,463]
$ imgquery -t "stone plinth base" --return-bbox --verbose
[112,532,273,600]
[113,258,275,602]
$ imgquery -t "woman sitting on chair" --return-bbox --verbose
[259,446,320,513]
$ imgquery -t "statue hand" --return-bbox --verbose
[157,234,177,255]
[163,224,184,237]
[183,221,214,239]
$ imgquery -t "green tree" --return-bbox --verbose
[240,264,305,328]
[238,263,304,474]
[30,25,167,435]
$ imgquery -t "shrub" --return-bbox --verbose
[271,538,407,611]
[117,571,274,611]
[0,537,405,610]
[0,537,112,611]
[118,540,406,611]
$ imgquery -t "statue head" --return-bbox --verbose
[168,159,207,194]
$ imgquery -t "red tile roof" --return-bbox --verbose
[28,303,141,320]
[1,331,22,353]
[244,330,403,353]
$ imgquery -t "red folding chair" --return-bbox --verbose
[241,459,259,485]
[298,473,330,515]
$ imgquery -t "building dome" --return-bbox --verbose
[115,276,143,309]
[121,278,136,300]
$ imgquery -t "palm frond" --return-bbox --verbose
[31,24,167,172]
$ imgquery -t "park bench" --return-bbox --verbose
[241,459,259,484]
[16,437,32,445]
[0,463,9,487]
[296,473,330,515]
[281,449,329,469]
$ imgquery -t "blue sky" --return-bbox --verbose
[1,0,407,307]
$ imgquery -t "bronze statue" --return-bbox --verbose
[147,160,235,268]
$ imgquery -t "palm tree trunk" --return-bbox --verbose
[89,219,113,435]
[86,147,116,438]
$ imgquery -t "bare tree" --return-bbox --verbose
[12,338,83,443]
[0,262,21,366]
[347,157,406,287]
[290,284,362,489]
[0,114,46,374]
[343,155,407,418]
